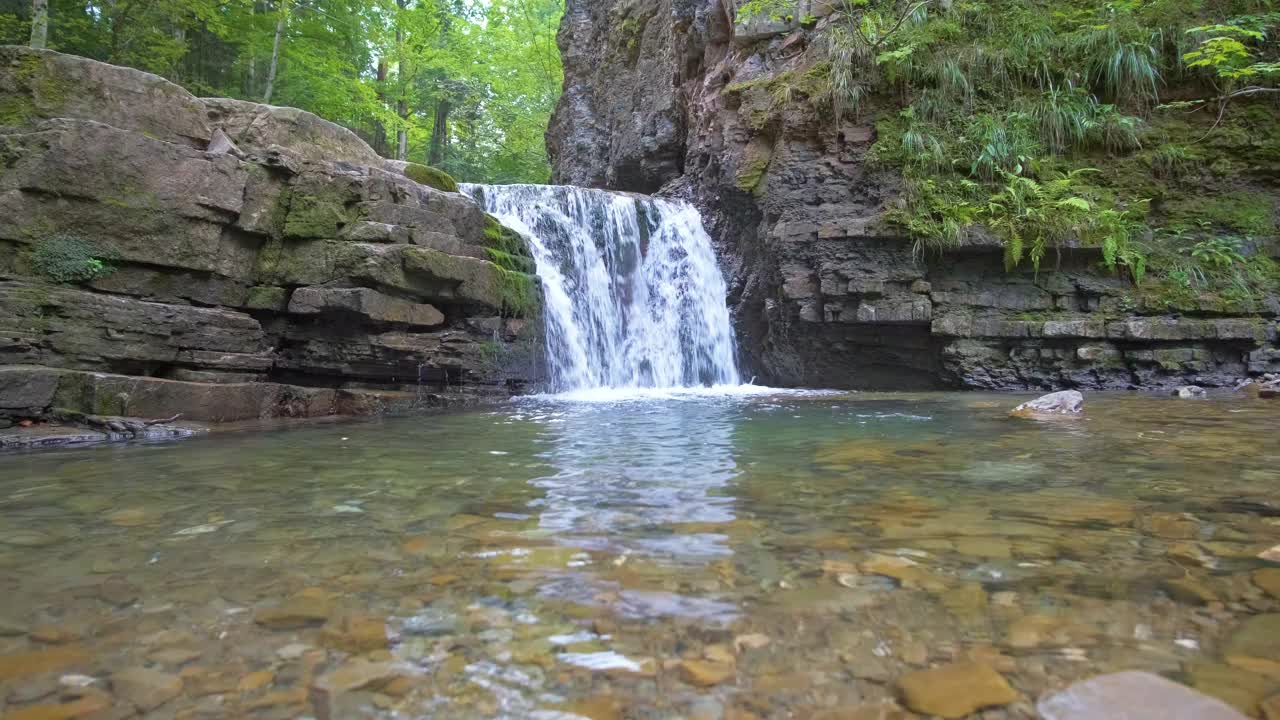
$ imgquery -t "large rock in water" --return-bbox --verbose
[1010,390,1085,417]
[0,46,544,431]
[1037,671,1249,720]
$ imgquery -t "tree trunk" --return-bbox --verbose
[395,0,408,161]
[263,1,287,104]
[29,0,48,49]
[246,3,258,97]
[428,100,450,167]
[372,60,389,156]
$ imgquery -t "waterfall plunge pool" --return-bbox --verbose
[3,188,1277,717]
[1,391,1278,718]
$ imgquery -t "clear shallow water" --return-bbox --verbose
[1,392,1279,718]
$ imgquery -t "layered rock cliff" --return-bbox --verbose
[548,0,1280,390]
[0,47,543,426]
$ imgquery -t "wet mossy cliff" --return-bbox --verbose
[0,46,544,424]
[548,0,1280,390]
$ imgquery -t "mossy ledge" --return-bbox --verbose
[402,163,460,193]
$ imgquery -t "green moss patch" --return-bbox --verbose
[283,186,358,239]
[484,248,536,274]
[402,163,459,193]
[497,268,541,319]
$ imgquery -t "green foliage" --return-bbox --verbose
[781,0,1279,282]
[1139,230,1280,311]
[31,235,115,284]
[1183,17,1280,82]
[402,162,458,192]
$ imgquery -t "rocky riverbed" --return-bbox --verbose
[1,391,1277,719]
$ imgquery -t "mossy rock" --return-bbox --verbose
[243,286,289,312]
[496,268,542,319]
[283,184,359,239]
[484,248,537,274]
[482,215,530,255]
[402,163,459,193]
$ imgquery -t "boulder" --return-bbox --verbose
[1010,390,1084,417]
[1038,671,1248,720]
[202,97,383,166]
[0,121,254,278]
[0,46,210,144]
[1175,385,1207,398]
[0,365,60,413]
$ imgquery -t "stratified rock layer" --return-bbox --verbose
[0,46,543,425]
[548,0,1280,390]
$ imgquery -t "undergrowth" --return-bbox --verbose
[736,0,1280,286]
[31,235,117,284]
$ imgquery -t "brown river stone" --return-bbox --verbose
[895,662,1017,718]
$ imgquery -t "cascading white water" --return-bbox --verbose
[462,184,741,392]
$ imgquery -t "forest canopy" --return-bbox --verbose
[0,0,564,184]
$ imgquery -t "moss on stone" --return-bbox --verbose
[1161,192,1276,236]
[244,285,289,311]
[484,247,537,274]
[497,268,541,319]
[402,163,459,192]
[0,95,34,127]
[283,187,357,239]
[481,214,528,255]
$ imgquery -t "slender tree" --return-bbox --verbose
[262,0,288,104]
[395,0,409,159]
[28,0,46,49]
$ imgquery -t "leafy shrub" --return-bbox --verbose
[32,236,116,284]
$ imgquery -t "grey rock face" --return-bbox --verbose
[547,1,1280,390]
[0,46,544,428]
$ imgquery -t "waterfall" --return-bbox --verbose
[463,184,741,393]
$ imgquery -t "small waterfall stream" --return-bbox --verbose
[463,184,741,393]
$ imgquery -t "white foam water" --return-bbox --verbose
[462,184,742,393]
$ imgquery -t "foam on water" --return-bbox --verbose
[463,183,745,394]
